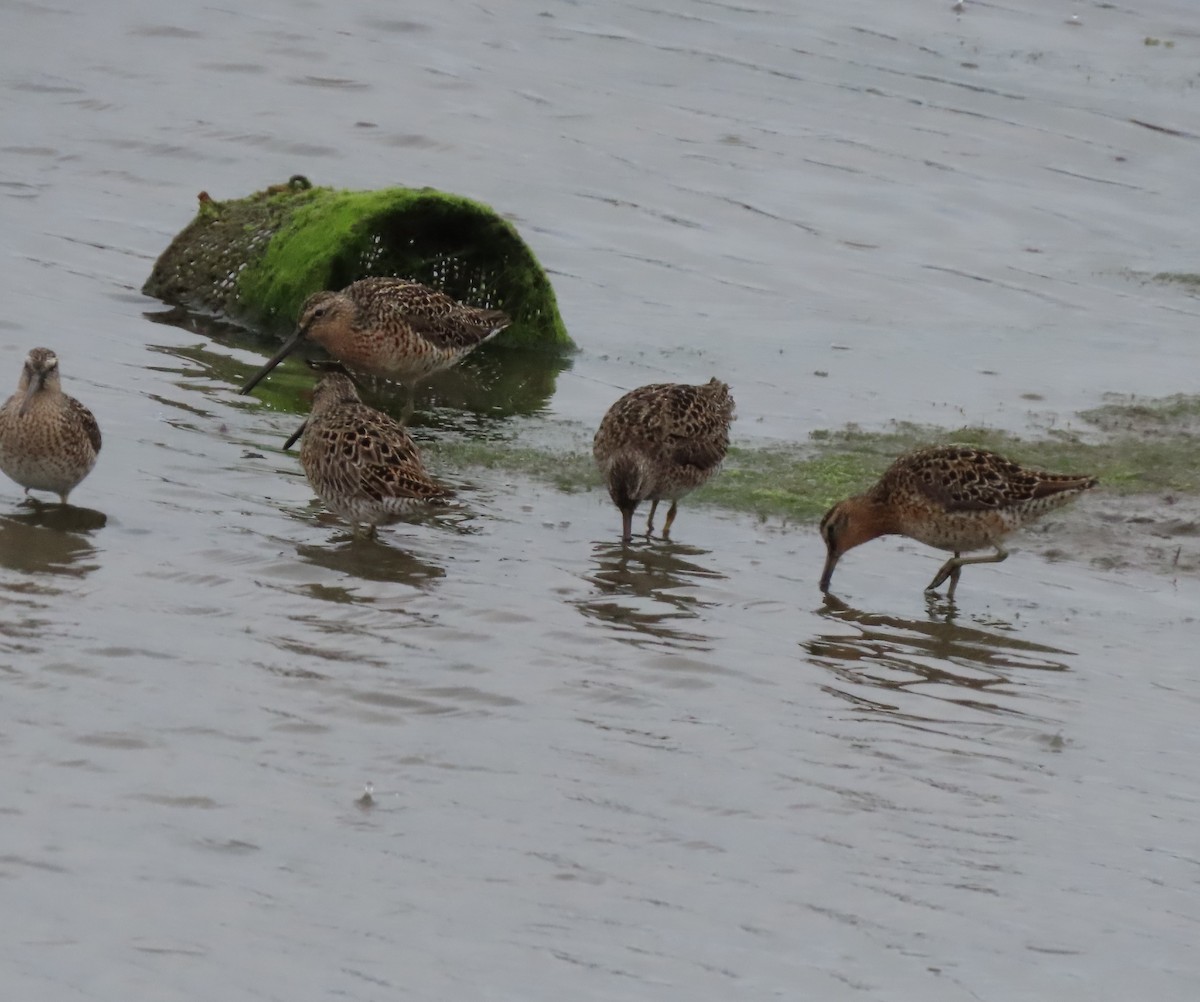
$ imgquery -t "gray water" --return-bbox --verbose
[2,0,1199,998]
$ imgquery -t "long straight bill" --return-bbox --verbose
[241,328,305,394]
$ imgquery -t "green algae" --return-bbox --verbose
[144,179,572,351]
[1152,271,1200,292]
[430,438,600,494]
[1080,393,1200,433]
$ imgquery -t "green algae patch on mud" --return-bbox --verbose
[1081,393,1200,437]
[143,179,572,352]
[1075,393,1200,495]
[698,445,889,523]
[427,436,601,495]
[1152,271,1200,293]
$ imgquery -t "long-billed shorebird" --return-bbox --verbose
[296,373,451,537]
[0,347,101,504]
[593,378,734,542]
[819,445,1097,599]
[240,277,510,408]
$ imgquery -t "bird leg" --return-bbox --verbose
[645,500,659,533]
[925,546,1008,599]
[661,501,679,538]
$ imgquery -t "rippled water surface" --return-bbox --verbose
[3,0,1199,998]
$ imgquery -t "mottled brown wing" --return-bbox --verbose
[309,403,448,502]
[662,384,732,470]
[359,461,452,504]
[342,407,448,502]
[595,384,672,458]
[669,434,727,470]
[68,396,102,454]
[354,277,509,351]
[346,277,424,303]
[899,446,1088,511]
[404,307,510,351]
[595,382,732,468]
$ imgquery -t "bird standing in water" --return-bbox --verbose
[296,373,451,538]
[0,347,101,504]
[240,277,510,414]
[593,378,734,542]
[819,445,1097,599]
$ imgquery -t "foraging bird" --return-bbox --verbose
[819,445,1097,599]
[296,373,450,537]
[240,277,510,404]
[0,347,101,504]
[593,378,734,542]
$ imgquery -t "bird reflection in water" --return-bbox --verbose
[0,506,105,578]
[294,537,446,595]
[806,593,1073,720]
[575,540,726,650]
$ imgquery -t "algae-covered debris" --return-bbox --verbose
[143,178,572,351]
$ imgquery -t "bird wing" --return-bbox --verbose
[308,404,450,503]
[358,460,452,504]
[903,446,1089,511]
[404,306,511,351]
[68,396,102,454]
[662,385,731,469]
[595,382,732,470]
[346,417,448,502]
[355,278,510,350]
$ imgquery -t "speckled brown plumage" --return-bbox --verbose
[241,276,510,397]
[593,378,734,541]
[298,373,450,537]
[0,347,101,504]
[819,445,1098,599]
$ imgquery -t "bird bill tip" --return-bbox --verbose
[819,551,839,593]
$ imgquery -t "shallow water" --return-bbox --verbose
[2,0,1199,998]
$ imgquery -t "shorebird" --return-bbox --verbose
[0,347,101,504]
[296,373,451,537]
[593,378,734,542]
[240,277,510,410]
[819,445,1097,599]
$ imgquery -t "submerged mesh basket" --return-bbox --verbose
[142,177,572,350]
